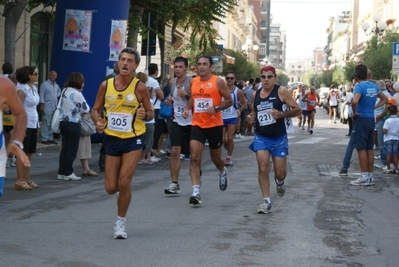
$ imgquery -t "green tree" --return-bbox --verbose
[362,29,399,79]
[0,0,54,66]
[130,0,236,76]
[221,49,259,80]
[276,70,289,86]
[343,60,357,84]
[321,69,333,87]
[332,67,346,86]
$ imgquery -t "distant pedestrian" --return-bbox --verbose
[39,70,61,145]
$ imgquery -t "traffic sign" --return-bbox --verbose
[393,42,399,75]
[393,42,399,55]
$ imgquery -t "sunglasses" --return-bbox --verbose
[31,73,38,76]
[260,74,274,79]
[226,77,235,80]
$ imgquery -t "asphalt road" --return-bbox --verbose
[1,107,399,267]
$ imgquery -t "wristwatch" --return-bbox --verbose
[214,106,220,112]
[11,140,24,150]
[185,93,191,100]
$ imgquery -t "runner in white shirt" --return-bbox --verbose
[327,85,339,123]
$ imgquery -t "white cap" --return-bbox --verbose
[393,82,399,92]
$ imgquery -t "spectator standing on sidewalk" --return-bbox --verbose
[373,80,392,169]
[343,86,354,136]
[247,66,301,214]
[57,72,90,182]
[349,65,388,186]
[382,104,399,174]
[0,75,30,197]
[146,63,165,156]
[39,70,61,145]
[15,66,40,190]
[392,82,399,108]
[2,62,13,77]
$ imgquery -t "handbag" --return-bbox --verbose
[51,88,68,134]
[80,114,96,136]
[51,109,61,134]
[51,92,64,134]
[159,99,173,119]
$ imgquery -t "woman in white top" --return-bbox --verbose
[15,66,40,190]
[57,72,90,181]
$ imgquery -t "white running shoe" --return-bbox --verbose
[114,220,127,239]
[150,156,161,162]
[257,199,271,214]
[64,173,81,181]
[349,176,374,186]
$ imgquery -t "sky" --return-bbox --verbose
[269,0,351,64]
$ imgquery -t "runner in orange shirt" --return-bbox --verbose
[302,86,320,134]
[182,56,232,205]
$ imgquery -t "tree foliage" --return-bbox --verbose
[362,29,399,79]
[343,60,357,84]
[1,0,55,66]
[276,70,289,86]
[221,49,259,81]
[332,67,346,86]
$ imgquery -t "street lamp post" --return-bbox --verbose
[262,57,269,66]
[361,14,387,36]
[241,39,259,61]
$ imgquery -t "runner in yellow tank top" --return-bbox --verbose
[182,56,232,205]
[103,77,145,139]
[91,47,153,239]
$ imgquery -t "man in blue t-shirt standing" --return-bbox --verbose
[350,65,388,186]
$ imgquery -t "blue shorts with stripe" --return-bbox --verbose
[249,134,289,158]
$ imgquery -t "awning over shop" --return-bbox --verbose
[224,54,235,64]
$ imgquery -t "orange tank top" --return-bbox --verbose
[307,93,317,111]
[191,75,223,128]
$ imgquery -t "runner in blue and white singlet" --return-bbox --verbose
[222,71,246,166]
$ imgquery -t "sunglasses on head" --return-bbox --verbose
[260,74,274,79]
[226,77,235,80]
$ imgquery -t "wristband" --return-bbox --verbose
[11,140,24,150]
